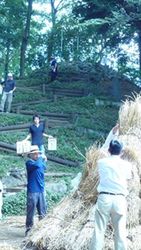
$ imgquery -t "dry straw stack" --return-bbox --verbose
[25,94,141,250]
[0,245,18,250]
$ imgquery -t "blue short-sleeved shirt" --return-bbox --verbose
[29,123,45,146]
[3,79,16,92]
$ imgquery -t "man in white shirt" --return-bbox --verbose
[90,140,132,250]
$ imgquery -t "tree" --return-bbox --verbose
[20,0,33,77]
[0,0,24,77]
[73,0,141,74]
[40,0,71,60]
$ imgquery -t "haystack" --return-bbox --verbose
[25,94,141,250]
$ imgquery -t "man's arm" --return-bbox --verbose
[23,134,31,141]
[9,86,16,93]
[101,123,119,150]
[26,158,42,172]
[43,133,53,138]
[26,157,47,172]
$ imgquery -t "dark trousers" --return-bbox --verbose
[51,70,57,81]
[26,192,47,231]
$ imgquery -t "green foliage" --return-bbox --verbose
[2,191,26,216]
[2,189,66,216]
[0,131,27,145]
[46,189,66,209]
[14,88,43,104]
[0,155,25,178]
[0,113,30,127]
[46,126,103,161]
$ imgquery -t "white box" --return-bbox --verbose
[48,137,57,151]
[16,141,31,154]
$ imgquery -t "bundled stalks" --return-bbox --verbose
[75,145,106,204]
[119,94,141,134]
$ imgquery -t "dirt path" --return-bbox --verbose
[1,216,141,250]
[0,216,25,250]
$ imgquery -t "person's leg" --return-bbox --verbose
[0,92,7,112]
[111,196,127,250]
[90,194,112,250]
[25,192,38,235]
[38,145,46,160]
[38,145,45,155]
[6,92,13,112]
[37,192,47,220]
[51,70,56,81]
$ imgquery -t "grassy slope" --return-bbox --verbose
[0,71,135,176]
[0,64,138,214]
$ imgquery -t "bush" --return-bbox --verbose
[2,189,66,216]
[2,191,26,215]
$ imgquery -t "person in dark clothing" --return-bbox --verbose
[50,56,58,81]
[25,145,47,236]
[23,114,53,157]
[0,73,16,113]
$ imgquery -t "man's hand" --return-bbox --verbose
[48,135,53,139]
[9,90,13,94]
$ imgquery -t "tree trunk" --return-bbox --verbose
[50,0,56,27]
[20,0,33,78]
[47,0,57,61]
[47,30,54,61]
[4,40,10,79]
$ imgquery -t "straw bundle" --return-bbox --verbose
[25,196,94,250]
[0,245,19,250]
[74,145,106,204]
[119,94,141,134]
[25,94,141,250]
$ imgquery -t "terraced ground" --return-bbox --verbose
[0,63,139,249]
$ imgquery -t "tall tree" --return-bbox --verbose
[41,0,70,60]
[20,0,33,77]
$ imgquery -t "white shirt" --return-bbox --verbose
[97,155,132,196]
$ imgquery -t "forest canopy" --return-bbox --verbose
[0,0,140,83]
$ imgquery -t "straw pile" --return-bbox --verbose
[0,245,19,250]
[25,94,141,250]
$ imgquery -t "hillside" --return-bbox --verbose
[0,62,140,249]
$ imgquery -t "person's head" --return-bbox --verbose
[28,145,41,160]
[33,114,40,125]
[7,73,13,80]
[108,140,123,155]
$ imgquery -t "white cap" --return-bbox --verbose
[29,145,41,154]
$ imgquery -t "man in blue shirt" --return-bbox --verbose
[0,73,16,113]
[25,145,47,236]
[24,114,53,158]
